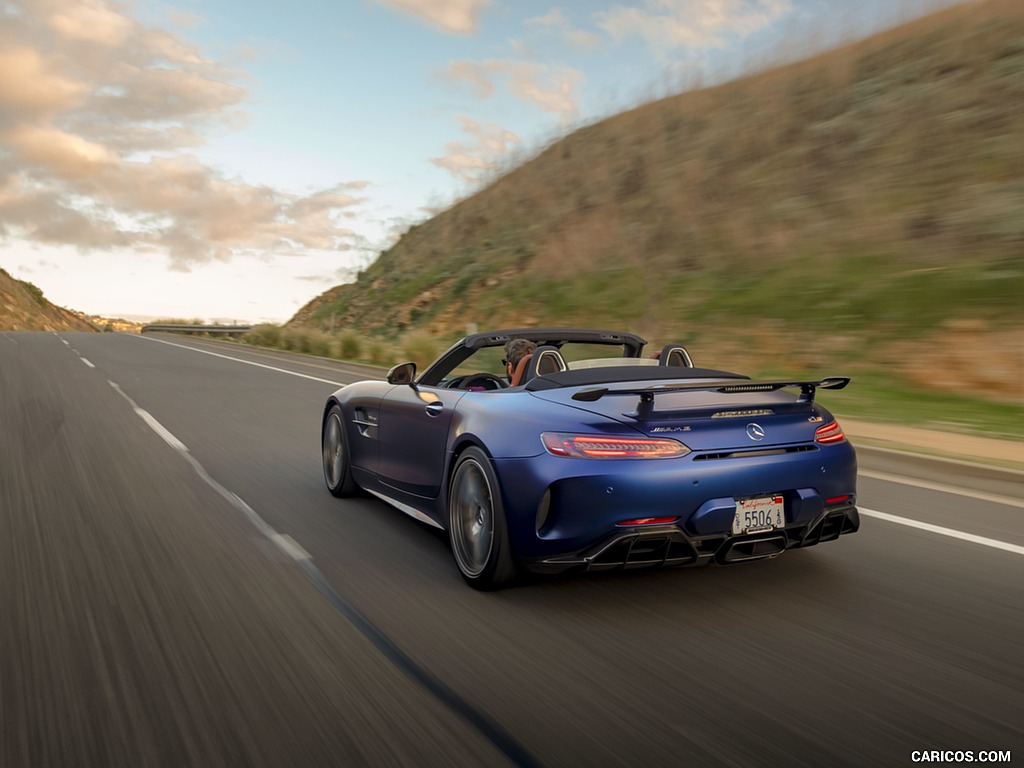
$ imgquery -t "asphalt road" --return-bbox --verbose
[2,331,1021,768]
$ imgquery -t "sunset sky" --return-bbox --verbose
[0,0,958,322]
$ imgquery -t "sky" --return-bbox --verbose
[0,0,961,323]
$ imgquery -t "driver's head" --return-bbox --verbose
[504,338,537,381]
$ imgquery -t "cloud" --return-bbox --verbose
[525,8,602,50]
[373,0,489,35]
[439,59,584,118]
[167,8,206,28]
[8,125,115,179]
[430,116,520,183]
[47,0,133,46]
[0,0,368,269]
[507,64,582,116]
[565,28,603,48]
[0,46,87,121]
[441,59,496,99]
[525,9,568,28]
[596,0,793,51]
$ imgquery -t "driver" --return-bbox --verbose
[503,338,537,384]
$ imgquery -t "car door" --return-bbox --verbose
[377,384,466,498]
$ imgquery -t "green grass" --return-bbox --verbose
[814,369,1023,440]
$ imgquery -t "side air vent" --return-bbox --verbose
[693,445,818,461]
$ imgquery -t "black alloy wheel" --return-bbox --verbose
[448,446,518,590]
[322,404,358,497]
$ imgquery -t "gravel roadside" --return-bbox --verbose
[844,418,1024,471]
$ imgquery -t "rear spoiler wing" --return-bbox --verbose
[571,377,851,419]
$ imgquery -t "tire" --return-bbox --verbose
[322,404,358,497]
[448,447,518,590]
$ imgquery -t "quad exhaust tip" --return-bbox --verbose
[717,535,787,563]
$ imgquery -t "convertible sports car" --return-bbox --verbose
[321,328,858,589]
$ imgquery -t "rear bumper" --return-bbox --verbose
[521,504,860,574]
[495,442,858,567]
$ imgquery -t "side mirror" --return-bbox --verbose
[387,362,417,386]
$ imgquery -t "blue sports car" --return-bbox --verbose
[321,328,858,589]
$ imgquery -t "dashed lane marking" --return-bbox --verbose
[134,408,189,452]
[109,380,188,453]
[271,533,311,561]
[104,376,540,768]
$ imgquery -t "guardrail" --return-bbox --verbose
[141,324,252,335]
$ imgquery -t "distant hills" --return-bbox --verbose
[289,0,1023,403]
[0,268,97,332]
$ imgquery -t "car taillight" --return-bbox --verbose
[815,421,846,444]
[541,433,690,459]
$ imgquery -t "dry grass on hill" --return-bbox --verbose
[290,0,1024,403]
[0,268,97,332]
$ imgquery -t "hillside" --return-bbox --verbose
[289,0,1024,404]
[0,268,97,332]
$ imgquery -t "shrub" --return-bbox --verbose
[245,323,282,348]
[366,339,392,366]
[339,332,362,360]
[281,331,312,353]
[401,332,440,369]
[307,334,332,358]
[19,280,46,306]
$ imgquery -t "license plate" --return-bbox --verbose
[732,495,785,535]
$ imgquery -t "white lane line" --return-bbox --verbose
[174,337,368,377]
[860,470,1024,510]
[61,338,70,346]
[80,357,95,368]
[270,533,312,561]
[109,380,188,452]
[133,335,346,386]
[106,368,536,764]
[134,408,189,452]
[860,507,1024,557]
[108,380,139,407]
[107,377,301,554]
